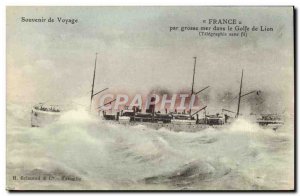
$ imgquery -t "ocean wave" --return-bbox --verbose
[6,106,294,190]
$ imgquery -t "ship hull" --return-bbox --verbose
[104,120,228,132]
[31,108,61,127]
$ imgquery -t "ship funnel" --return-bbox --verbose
[146,96,156,114]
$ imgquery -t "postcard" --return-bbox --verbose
[6,6,294,191]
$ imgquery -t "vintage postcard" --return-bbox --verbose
[6,6,294,191]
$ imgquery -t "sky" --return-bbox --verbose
[6,6,294,114]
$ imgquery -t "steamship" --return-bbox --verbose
[91,55,283,131]
[31,54,284,131]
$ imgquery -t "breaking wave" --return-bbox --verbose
[7,105,294,190]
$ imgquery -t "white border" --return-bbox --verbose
[1,0,298,195]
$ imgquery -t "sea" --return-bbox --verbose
[6,103,294,190]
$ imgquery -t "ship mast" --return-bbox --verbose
[191,57,197,95]
[90,53,98,111]
[236,69,243,118]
